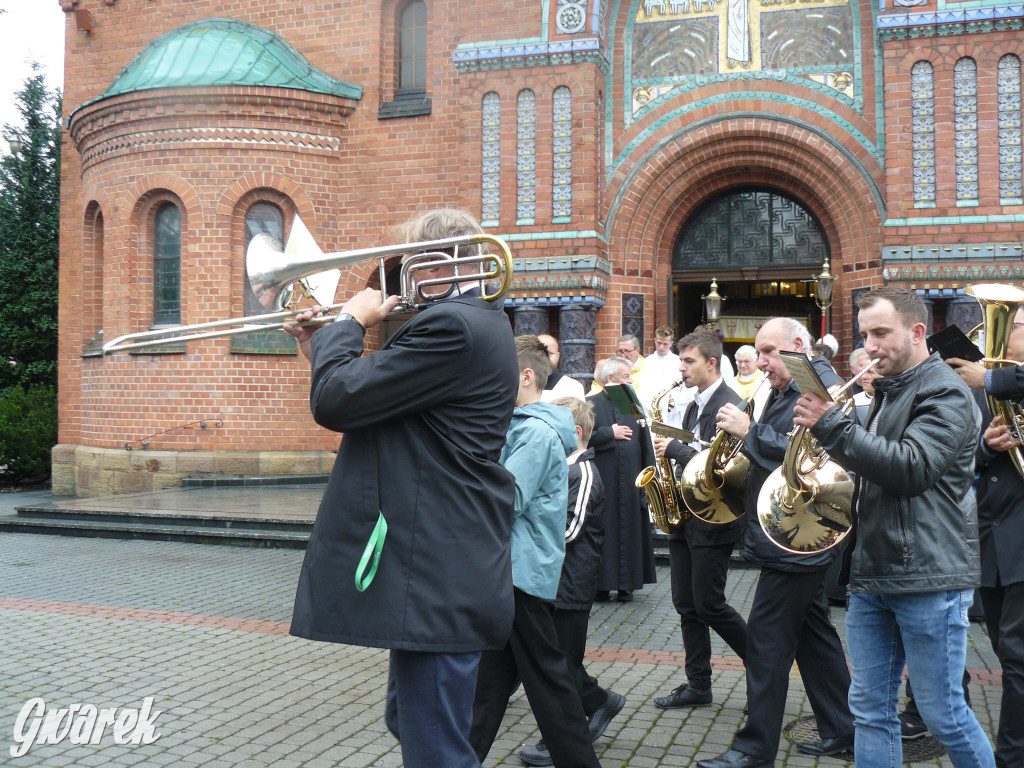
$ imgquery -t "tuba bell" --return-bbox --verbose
[636,379,689,533]
[756,360,877,554]
[679,377,769,525]
[966,283,1024,478]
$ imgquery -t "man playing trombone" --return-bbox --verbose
[697,317,854,768]
[285,209,520,768]
[793,286,993,768]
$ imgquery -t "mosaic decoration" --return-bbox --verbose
[622,293,645,340]
[517,89,537,221]
[674,190,827,270]
[911,61,936,206]
[954,58,979,204]
[999,55,1023,201]
[482,92,501,222]
[557,0,588,34]
[553,87,573,219]
[630,0,855,115]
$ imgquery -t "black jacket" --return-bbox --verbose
[739,355,842,572]
[290,294,519,652]
[811,353,981,594]
[554,448,606,610]
[664,379,744,545]
[975,367,1024,588]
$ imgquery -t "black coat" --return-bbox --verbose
[664,379,744,545]
[290,295,519,652]
[555,448,606,610]
[588,390,657,591]
[975,367,1024,587]
[740,355,842,572]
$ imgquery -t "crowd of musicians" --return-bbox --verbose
[283,209,1020,768]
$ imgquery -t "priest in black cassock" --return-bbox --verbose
[588,356,657,602]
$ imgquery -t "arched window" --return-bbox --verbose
[398,0,427,93]
[552,86,573,221]
[243,202,284,316]
[911,61,936,206]
[153,203,181,325]
[954,57,978,205]
[517,89,536,223]
[998,54,1022,202]
[482,92,501,223]
[674,189,828,270]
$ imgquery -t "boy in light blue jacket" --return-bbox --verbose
[469,336,603,768]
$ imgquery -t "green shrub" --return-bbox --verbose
[0,384,57,481]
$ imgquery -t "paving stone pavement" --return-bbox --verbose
[0,528,1002,767]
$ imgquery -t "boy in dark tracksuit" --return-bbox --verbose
[519,396,626,768]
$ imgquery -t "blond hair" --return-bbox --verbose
[551,396,595,444]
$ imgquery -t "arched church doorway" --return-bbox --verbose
[672,188,831,359]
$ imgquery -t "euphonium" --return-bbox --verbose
[756,361,877,554]
[680,378,769,525]
[636,379,689,533]
[966,283,1024,478]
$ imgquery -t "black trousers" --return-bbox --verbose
[668,536,748,691]
[732,567,854,760]
[553,608,608,716]
[470,588,601,768]
[981,580,1024,768]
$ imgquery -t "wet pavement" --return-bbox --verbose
[0,488,1003,767]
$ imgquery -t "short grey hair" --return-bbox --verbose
[602,357,632,382]
[850,347,871,369]
[617,334,640,350]
[771,317,814,356]
[735,344,757,362]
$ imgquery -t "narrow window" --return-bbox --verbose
[911,61,936,206]
[553,86,573,221]
[243,202,284,316]
[999,54,1022,202]
[517,89,536,223]
[482,92,501,223]
[954,58,978,205]
[398,0,427,93]
[153,203,181,325]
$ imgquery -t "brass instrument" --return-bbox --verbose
[680,377,769,524]
[102,214,514,354]
[636,379,689,533]
[757,360,878,554]
[966,283,1024,477]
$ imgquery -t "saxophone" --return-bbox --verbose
[636,379,689,533]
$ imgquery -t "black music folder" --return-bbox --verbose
[927,325,984,362]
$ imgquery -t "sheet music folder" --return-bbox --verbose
[603,383,697,442]
[778,351,833,401]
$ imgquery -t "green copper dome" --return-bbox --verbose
[101,18,362,101]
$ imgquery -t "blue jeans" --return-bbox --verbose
[385,649,482,768]
[847,590,994,768]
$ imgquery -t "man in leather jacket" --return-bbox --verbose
[794,286,993,768]
[696,317,854,768]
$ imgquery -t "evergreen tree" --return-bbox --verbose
[0,63,61,390]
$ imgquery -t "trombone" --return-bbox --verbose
[102,215,514,355]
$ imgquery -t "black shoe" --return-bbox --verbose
[594,590,611,602]
[617,590,633,602]
[696,748,773,768]
[797,735,854,756]
[654,683,712,709]
[900,712,929,740]
[518,740,552,766]
[588,690,625,741]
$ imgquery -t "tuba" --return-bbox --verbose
[679,377,768,525]
[756,361,877,554]
[636,379,689,533]
[966,283,1024,477]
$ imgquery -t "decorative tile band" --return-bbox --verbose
[885,213,1024,226]
[878,5,1024,28]
[492,229,609,243]
[512,255,612,274]
[878,15,1024,40]
[882,243,1023,261]
[883,264,1024,280]
[453,37,609,73]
